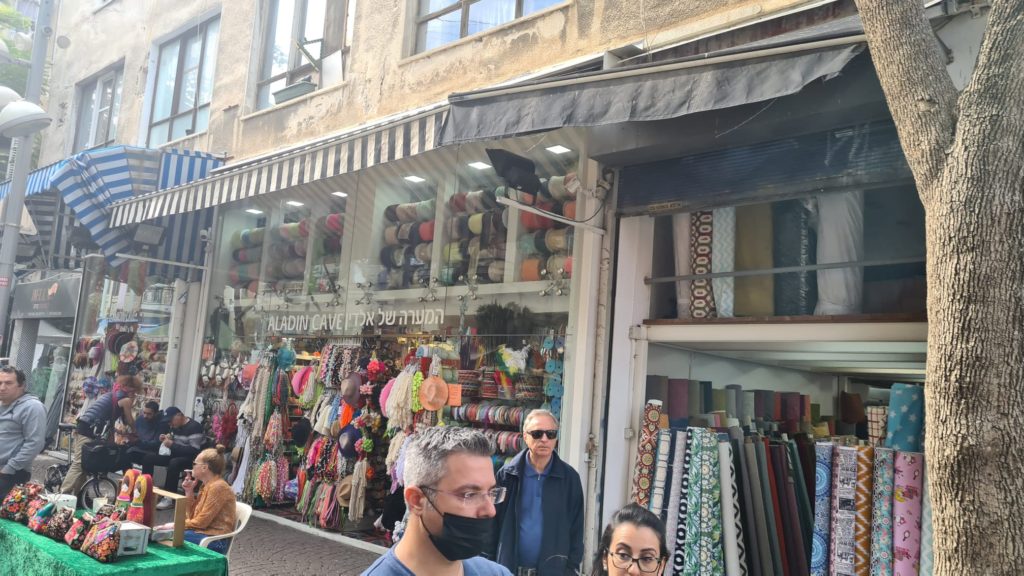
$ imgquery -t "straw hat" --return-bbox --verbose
[419,375,449,411]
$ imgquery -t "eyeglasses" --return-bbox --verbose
[422,486,507,507]
[607,551,663,573]
[526,429,558,440]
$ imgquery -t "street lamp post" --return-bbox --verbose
[0,0,55,352]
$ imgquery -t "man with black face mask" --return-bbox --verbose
[362,427,512,576]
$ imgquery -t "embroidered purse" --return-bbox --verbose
[45,506,76,541]
[0,483,43,523]
[27,501,55,533]
[81,518,121,563]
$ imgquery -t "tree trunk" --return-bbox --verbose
[854,1,1024,573]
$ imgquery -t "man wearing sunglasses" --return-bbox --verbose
[490,409,584,576]
[362,426,511,575]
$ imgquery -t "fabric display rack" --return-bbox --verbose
[631,382,931,576]
[380,199,436,289]
[508,171,577,284]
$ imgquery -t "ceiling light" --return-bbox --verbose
[332,191,348,198]
[545,145,572,155]
[245,208,263,215]
[468,162,491,170]
[404,175,426,183]
[285,200,304,207]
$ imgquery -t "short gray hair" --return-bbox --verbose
[402,427,495,489]
[523,409,560,433]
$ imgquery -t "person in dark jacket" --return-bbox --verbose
[491,409,584,576]
[61,375,141,494]
[127,401,170,474]
[0,366,46,500]
[156,406,206,509]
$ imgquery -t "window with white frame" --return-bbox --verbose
[415,0,562,53]
[74,68,123,152]
[147,17,221,147]
[256,0,353,109]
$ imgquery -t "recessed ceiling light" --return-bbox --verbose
[285,200,304,207]
[245,208,263,215]
[546,145,572,154]
[468,162,491,170]
[332,191,348,198]
[404,175,426,183]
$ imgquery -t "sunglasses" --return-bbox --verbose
[526,429,558,440]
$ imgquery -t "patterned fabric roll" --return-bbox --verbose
[711,207,736,318]
[867,406,889,446]
[672,430,695,575]
[683,427,725,575]
[718,441,748,576]
[651,430,672,514]
[855,446,875,575]
[689,211,718,318]
[893,452,924,576]
[919,469,933,576]
[666,430,688,562]
[673,212,693,319]
[632,400,663,507]
[831,446,859,576]
[885,384,924,452]
[871,448,895,576]
[745,440,773,576]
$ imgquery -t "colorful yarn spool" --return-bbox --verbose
[468,213,484,235]
[383,225,400,246]
[415,199,436,221]
[545,228,573,252]
[325,213,344,236]
[521,257,544,281]
[520,201,557,231]
[398,222,418,245]
[418,220,435,242]
[414,242,432,263]
[561,201,576,220]
[384,204,400,223]
[449,191,468,212]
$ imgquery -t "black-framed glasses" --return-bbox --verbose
[421,486,507,507]
[526,429,558,440]
[607,550,663,573]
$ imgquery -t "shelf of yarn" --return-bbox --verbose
[378,199,437,290]
[509,173,577,285]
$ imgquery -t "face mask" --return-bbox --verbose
[421,502,494,561]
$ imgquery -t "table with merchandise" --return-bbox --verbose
[0,517,227,576]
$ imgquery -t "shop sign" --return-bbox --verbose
[265,307,447,334]
[11,275,82,319]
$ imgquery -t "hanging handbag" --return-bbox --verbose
[27,501,56,533]
[65,515,95,549]
[1,483,44,523]
[45,506,76,541]
[22,496,48,526]
[81,518,121,563]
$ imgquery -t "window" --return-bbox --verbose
[257,0,352,109]
[74,68,123,152]
[415,0,562,53]
[148,17,220,147]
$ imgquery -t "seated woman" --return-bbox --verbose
[180,446,237,554]
[594,503,669,576]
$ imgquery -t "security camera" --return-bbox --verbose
[199,229,211,243]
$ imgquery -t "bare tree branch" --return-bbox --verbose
[853,0,959,202]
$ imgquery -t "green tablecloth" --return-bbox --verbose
[0,518,227,576]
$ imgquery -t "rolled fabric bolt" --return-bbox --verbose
[398,222,416,245]
[383,225,400,246]
[488,261,505,283]
[229,230,243,251]
[475,261,494,283]
[468,212,484,235]
[449,191,468,212]
[384,204,400,222]
[561,201,576,220]
[418,220,435,242]
[298,218,310,237]
[444,242,466,265]
[415,242,432,263]
[416,199,436,221]
[548,176,566,201]
[325,213,344,236]
[248,228,265,246]
[521,257,544,281]
[521,201,557,231]
[480,189,498,210]
[545,228,571,252]
[397,203,418,222]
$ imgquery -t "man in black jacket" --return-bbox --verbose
[491,409,584,576]
[126,401,169,472]
[155,406,205,509]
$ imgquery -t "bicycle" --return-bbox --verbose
[44,423,120,510]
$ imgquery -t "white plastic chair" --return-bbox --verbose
[199,501,253,559]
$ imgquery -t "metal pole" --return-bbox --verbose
[0,0,55,352]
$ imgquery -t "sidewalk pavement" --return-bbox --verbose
[30,453,380,575]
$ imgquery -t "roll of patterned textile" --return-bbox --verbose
[468,212,484,235]
[487,261,505,283]
[867,406,889,446]
[467,189,497,211]
[415,199,435,223]
[561,201,576,220]
[893,452,924,576]
[683,427,725,574]
[719,441,748,576]
[855,446,875,575]
[518,230,550,256]
[384,204,400,222]
[772,199,817,315]
[871,448,895,576]
[449,190,468,212]
[520,201,557,231]
[885,384,924,452]
[520,257,544,281]
[831,446,858,576]
[418,220,435,242]
[399,222,419,245]
[545,228,573,253]
[447,215,472,240]
[631,400,662,507]
[414,242,433,263]
[383,225,400,246]
[689,210,718,319]
[325,213,344,236]
[920,472,933,576]
[443,241,469,265]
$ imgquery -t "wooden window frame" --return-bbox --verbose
[147,17,219,147]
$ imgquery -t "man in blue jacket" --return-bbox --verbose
[0,366,45,500]
[491,409,584,576]
[127,401,169,474]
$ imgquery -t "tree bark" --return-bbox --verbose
[854,1,1024,573]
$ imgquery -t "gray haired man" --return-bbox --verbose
[0,366,45,500]
[491,409,585,576]
[362,427,512,576]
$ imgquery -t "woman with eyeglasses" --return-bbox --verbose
[594,504,668,576]
[156,445,237,554]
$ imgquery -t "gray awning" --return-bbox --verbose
[441,38,864,145]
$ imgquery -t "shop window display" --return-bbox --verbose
[202,130,588,544]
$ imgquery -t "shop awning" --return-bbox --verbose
[0,161,61,201]
[48,146,223,267]
[440,36,865,145]
[108,103,450,226]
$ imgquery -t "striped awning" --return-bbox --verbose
[49,146,223,267]
[0,161,62,201]
[109,103,449,226]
